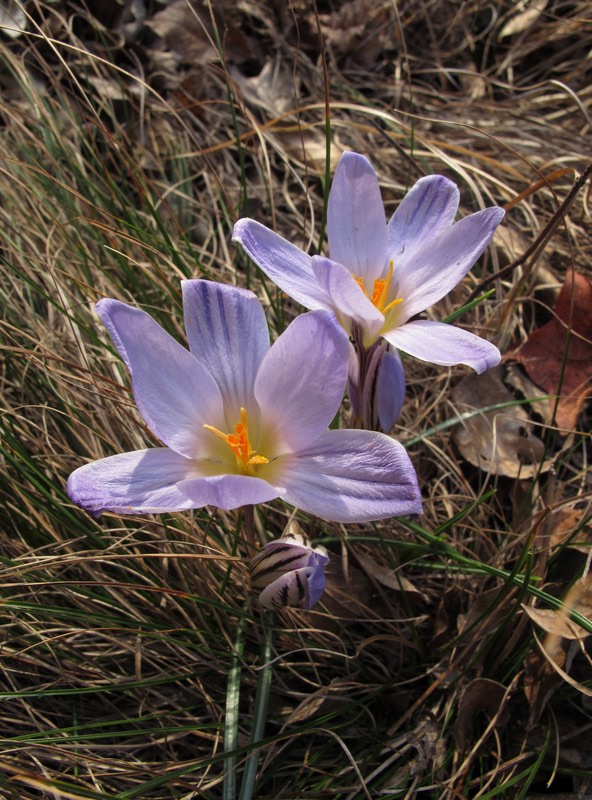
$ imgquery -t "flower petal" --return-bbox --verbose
[311,256,384,342]
[377,348,406,432]
[276,429,422,522]
[306,559,329,607]
[395,207,505,320]
[327,152,388,285]
[258,565,326,610]
[250,540,318,588]
[182,280,269,422]
[177,474,281,510]
[255,310,349,452]
[387,175,459,269]
[232,219,329,310]
[67,448,202,516]
[384,320,501,372]
[96,299,223,458]
[250,532,329,591]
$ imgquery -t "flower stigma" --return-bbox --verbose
[204,407,269,475]
[353,260,403,315]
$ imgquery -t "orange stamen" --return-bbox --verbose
[204,407,268,473]
[353,260,403,314]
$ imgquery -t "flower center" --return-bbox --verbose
[353,260,403,315]
[204,407,269,475]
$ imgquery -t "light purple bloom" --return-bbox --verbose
[67,280,422,523]
[232,151,505,430]
[249,522,329,610]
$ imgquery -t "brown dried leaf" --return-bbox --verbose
[522,604,589,640]
[511,269,592,431]
[530,575,592,647]
[452,366,551,477]
[146,1,252,66]
[504,364,554,426]
[356,552,428,600]
[451,678,509,751]
[283,694,326,726]
[317,0,394,66]
[524,575,592,718]
[146,1,217,65]
[548,507,592,552]
[231,59,296,115]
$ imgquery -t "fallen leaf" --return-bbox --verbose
[504,364,554,426]
[283,693,326,725]
[524,575,592,719]
[451,678,510,751]
[548,507,592,552]
[522,605,589,640]
[145,0,252,67]
[355,552,428,600]
[316,0,395,67]
[231,58,295,115]
[146,1,217,65]
[452,366,551,477]
[510,269,592,431]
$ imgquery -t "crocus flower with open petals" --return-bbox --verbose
[67,280,422,523]
[232,152,505,431]
[249,522,329,610]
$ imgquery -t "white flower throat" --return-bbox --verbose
[203,407,268,475]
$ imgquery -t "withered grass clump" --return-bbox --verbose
[0,1,591,797]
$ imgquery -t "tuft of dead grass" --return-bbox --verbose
[0,1,591,797]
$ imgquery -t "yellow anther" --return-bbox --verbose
[353,261,403,314]
[370,261,393,310]
[204,407,268,473]
[383,296,404,314]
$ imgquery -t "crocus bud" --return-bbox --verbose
[249,522,329,610]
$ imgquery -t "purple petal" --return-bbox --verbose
[258,565,326,610]
[384,320,501,372]
[182,280,269,422]
[377,348,406,432]
[395,207,505,320]
[327,152,388,285]
[250,535,329,588]
[255,310,349,452]
[387,175,459,269]
[96,299,223,458]
[276,429,422,522]
[232,219,329,310]
[67,448,201,516]
[176,474,281,510]
[311,256,384,342]
[250,539,319,587]
[306,559,328,607]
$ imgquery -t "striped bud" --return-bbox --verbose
[249,521,329,610]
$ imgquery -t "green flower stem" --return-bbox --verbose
[239,615,274,800]
[223,613,246,800]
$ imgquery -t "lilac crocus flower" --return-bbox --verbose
[249,522,329,610]
[67,280,422,523]
[232,151,505,431]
